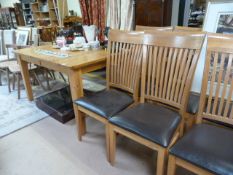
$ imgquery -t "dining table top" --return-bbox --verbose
[14,45,107,70]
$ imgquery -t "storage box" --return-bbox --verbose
[35,86,74,123]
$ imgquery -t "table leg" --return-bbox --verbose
[69,69,86,138]
[69,69,84,100]
[18,55,33,101]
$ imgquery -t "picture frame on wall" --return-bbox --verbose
[202,0,233,97]
[203,0,233,33]
[16,30,29,45]
[215,13,233,34]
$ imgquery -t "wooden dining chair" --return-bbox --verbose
[74,30,144,159]
[136,25,173,31]
[174,26,202,32]
[108,31,205,175]
[167,33,233,175]
[0,30,16,87]
[0,45,45,99]
[174,26,205,131]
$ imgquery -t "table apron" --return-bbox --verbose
[18,56,106,75]
[18,56,70,74]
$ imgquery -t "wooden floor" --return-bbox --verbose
[0,117,195,175]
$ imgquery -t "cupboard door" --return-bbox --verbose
[135,0,172,27]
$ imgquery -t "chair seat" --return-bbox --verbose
[74,89,134,119]
[0,55,8,62]
[109,103,181,147]
[0,60,15,69]
[170,123,233,175]
[3,61,37,73]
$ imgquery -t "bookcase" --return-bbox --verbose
[21,1,35,26]
[0,8,18,29]
[30,0,68,27]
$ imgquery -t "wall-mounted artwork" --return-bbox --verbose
[203,1,233,33]
[216,13,233,34]
[16,30,29,46]
[190,0,233,93]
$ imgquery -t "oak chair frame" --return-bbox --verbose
[136,26,204,132]
[108,31,205,175]
[76,30,144,160]
[174,26,202,32]
[0,44,45,99]
[136,25,174,32]
[174,26,205,131]
[167,33,233,175]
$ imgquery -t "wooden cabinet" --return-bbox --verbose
[21,0,35,27]
[31,0,51,26]
[0,8,18,29]
[31,0,68,27]
[135,0,172,27]
[14,3,25,26]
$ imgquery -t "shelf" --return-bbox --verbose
[36,19,50,21]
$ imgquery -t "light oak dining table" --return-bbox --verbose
[14,45,107,130]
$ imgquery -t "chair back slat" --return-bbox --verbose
[135,25,173,31]
[141,31,205,111]
[197,34,233,125]
[107,30,144,99]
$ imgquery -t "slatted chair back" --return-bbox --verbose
[107,30,144,100]
[136,25,173,31]
[174,26,202,32]
[141,31,205,113]
[197,34,233,125]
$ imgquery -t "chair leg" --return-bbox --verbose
[51,70,56,80]
[81,115,86,135]
[156,148,167,175]
[0,72,2,86]
[17,73,20,99]
[109,124,117,166]
[13,74,16,90]
[7,69,11,93]
[47,70,54,80]
[167,155,176,175]
[59,72,66,83]
[105,124,110,161]
[32,71,46,91]
[76,109,86,141]
[45,69,51,90]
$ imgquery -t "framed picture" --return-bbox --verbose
[202,1,233,98]
[216,13,233,34]
[17,26,32,41]
[203,1,233,33]
[16,30,29,45]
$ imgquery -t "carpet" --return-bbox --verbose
[0,69,106,138]
[0,85,48,138]
[0,77,69,138]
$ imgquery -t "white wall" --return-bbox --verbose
[67,0,82,17]
[0,0,19,7]
[171,0,180,26]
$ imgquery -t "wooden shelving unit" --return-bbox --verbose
[0,8,18,29]
[30,0,68,27]
[48,0,58,26]
[21,1,34,26]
